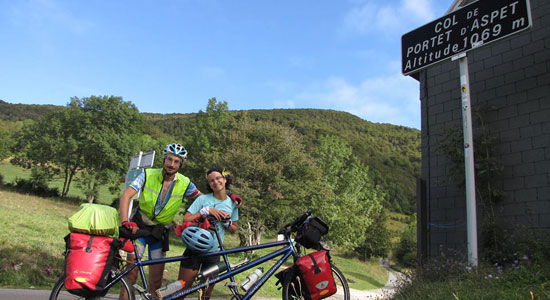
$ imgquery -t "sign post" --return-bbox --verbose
[125,151,155,217]
[402,0,532,266]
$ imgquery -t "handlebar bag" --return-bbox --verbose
[64,232,122,297]
[296,251,337,300]
[296,217,329,249]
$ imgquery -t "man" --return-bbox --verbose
[118,143,241,294]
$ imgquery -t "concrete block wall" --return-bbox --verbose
[420,0,550,258]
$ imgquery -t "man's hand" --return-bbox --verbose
[230,193,242,208]
[122,221,139,234]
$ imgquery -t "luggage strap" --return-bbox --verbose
[307,254,321,274]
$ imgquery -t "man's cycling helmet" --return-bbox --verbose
[163,143,188,161]
[181,226,215,253]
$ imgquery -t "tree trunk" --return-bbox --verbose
[237,221,263,255]
[87,179,96,203]
[65,166,77,197]
[62,165,70,197]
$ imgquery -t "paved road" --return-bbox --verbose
[0,267,406,300]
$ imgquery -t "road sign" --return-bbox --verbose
[128,151,155,169]
[402,0,532,75]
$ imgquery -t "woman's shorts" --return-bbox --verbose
[180,248,220,270]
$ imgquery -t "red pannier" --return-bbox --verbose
[296,251,337,300]
[64,232,121,297]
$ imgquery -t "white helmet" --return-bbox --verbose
[163,143,188,161]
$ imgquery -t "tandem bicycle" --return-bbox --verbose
[49,209,350,300]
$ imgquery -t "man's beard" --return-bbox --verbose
[163,167,177,176]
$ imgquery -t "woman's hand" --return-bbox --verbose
[209,207,230,220]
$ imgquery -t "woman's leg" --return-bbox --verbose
[176,266,199,300]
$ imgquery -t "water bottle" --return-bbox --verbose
[155,280,185,299]
[196,261,229,281]
[240,267,264,292]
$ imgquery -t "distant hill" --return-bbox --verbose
[0,100,65,121]
[0,101,420,214]
[144,108,420,214]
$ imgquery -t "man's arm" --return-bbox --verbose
[119,186,138,223]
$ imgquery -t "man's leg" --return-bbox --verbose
[147,244,167,293]
[119,253,138,300]
[148,262,166,293]
[120,239,147,300]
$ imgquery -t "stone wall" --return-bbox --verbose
[419,0,549,258]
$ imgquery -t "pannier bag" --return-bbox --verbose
[296,251,337,300]
[68,203,119,238]
[64,232,122,297]
[296,217,329,249]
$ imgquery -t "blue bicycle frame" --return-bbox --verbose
[105,230,300,300]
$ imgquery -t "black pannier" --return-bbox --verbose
[296,217,329,249]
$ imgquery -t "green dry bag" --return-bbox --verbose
[68,203,119,238]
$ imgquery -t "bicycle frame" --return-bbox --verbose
[106,232,300,300]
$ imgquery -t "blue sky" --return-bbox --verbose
[0,0,450,129]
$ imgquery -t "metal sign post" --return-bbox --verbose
[402,0,532,266]
[125,151,155,218]
[453,52,478,266]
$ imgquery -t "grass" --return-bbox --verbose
[0,189,388,298]
[392,262,550,300]
[0,160,121,204]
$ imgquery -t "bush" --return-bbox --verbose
[354,209,392,260]
[14,177,59,197]
[392,245,550,300]
[394,221,417,267]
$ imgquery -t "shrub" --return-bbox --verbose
[14,177,59,197]
[394,221,417,267]
[354,209,392,260]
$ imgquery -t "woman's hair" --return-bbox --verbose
[205,167,232,193]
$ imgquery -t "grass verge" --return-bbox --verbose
[0,189,388,297]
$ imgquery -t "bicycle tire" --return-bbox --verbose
[48,275,135,300]
[282,264,350,300]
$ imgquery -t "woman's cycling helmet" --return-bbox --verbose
[163,143,188,161]
[181,226,215,253]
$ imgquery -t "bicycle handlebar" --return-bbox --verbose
[278,209,313,235]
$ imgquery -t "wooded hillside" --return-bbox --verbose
[0,99,420,214]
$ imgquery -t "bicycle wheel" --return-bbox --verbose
[282,264,350,300]
[49,275,135,300]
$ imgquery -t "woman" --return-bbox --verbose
[177,167,239,299]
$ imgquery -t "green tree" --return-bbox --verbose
[185,99,319,247]
[67,96,143,202]
[354,209,392,260]
[0,122,15,160]
[394,218,417,267]
[313,136,385,248]
[14,95,142,202]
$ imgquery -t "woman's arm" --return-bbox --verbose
[226,221,238,234]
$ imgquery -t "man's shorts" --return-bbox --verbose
[180,248,219,270]
[134,236,166,260]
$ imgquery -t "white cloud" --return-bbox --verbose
[290,71,421,128]
[274,99,297,109]
[342,0,438,35]
[403,0,436,21]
